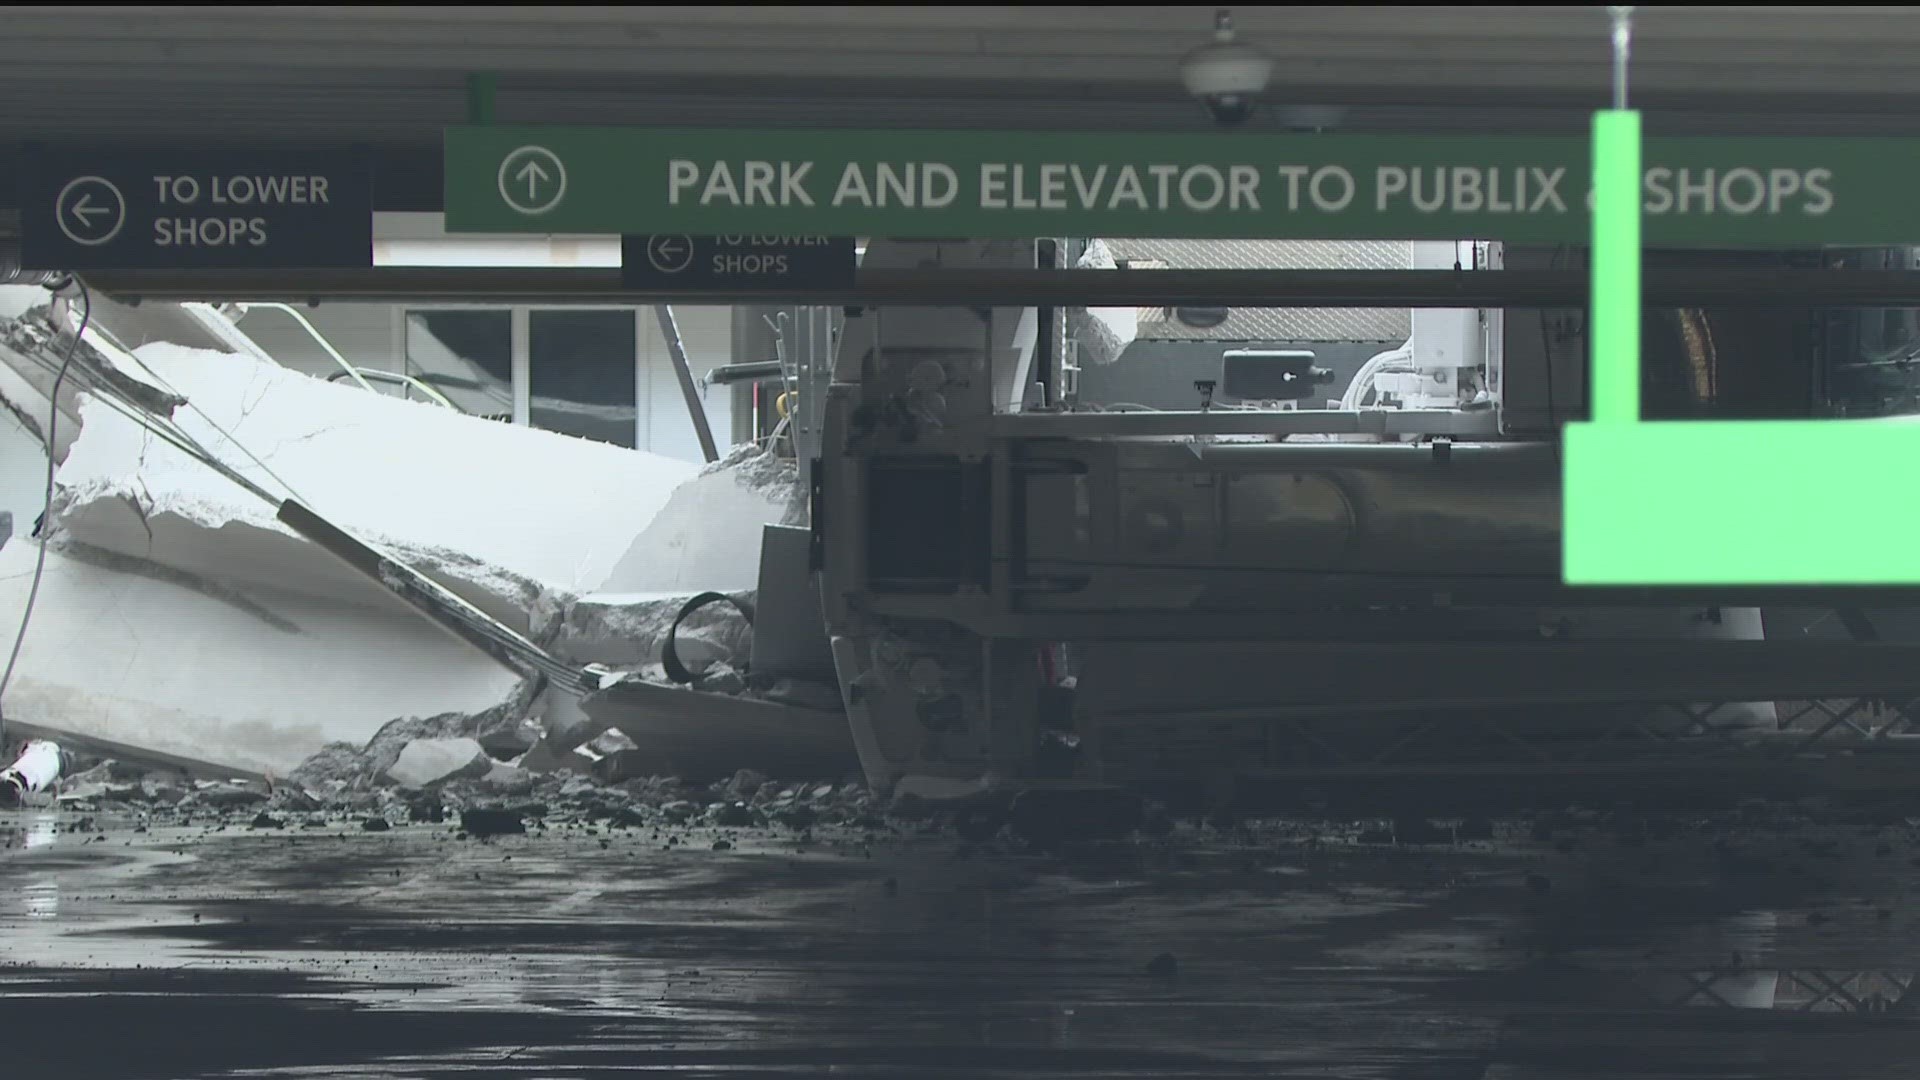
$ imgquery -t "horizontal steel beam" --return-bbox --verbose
[1084,640,1920,720]
[74,268,1920,308]
[705,360,786,385]
[991,407,1498,438]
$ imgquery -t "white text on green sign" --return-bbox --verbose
[443,127,1910,244]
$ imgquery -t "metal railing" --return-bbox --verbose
[322,367,464,412]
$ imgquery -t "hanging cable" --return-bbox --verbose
[0,279,91,743]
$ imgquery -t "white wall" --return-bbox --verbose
[0,542,525,777]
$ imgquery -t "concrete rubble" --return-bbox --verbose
[24,725,889,845]
[0,298,850,782]
[385,738,493,789]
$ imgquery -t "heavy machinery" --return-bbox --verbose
[807,238,1920,805]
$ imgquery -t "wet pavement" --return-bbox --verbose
[2,807,1918,1078]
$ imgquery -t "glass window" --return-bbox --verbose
[404,310,513,420]
[529,310,639,448]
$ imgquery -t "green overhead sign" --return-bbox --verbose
[444,126,1920,245]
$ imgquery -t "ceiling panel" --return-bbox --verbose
[3,6,1920,94]
[2,5,1920,181]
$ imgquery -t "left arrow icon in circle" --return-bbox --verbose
[497,146,567,216]
[55,176,126,247]
[646,235,695,274]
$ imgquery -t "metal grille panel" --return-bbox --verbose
[1105,239,1411,344]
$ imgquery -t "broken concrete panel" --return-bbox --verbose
[480,762,535,794]
[0,286,46,322]
[580,679,856,781]
[55,503,407,616]
[534,689,599,752]
[194,781,272,808]
[750,524,836,682]
[0,304,188,477]
[51,342,700,608]
[553,590,753,668]
[577,727,649,784]
[385,738,493,788]
[595,444,804,596]
[314,699,539,789]
[586,728,640,756]
[513,740,579,776]
[0,541,525,777]
[0,335,80,465]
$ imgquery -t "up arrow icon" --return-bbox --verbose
[497,145,567,216]
[515,159,548,200]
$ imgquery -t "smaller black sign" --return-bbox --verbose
[621,235,857,292]
[20,146,372,271]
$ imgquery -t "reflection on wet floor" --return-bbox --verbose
[14,815,62,921]
[0,810,1916,1078]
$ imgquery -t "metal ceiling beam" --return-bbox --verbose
[74,268,1920,308]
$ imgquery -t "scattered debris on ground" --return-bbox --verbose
[18,720,1918,878]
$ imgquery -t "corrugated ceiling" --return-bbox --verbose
[5,6,1920,147]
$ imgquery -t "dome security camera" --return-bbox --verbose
[1179,9,1275,125]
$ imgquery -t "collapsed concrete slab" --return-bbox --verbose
[550,589,755,668]
[579,678,857,781]
[594,441,806,596]
[0,540,526,778]
[50,341,701,622]
[0,304,849,783]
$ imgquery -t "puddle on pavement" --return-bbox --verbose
[0,809,1914,1078]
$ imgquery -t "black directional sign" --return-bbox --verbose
[20,146,373,270]
[620,234,857,293]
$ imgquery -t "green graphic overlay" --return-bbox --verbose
[1563,111,1920,586]
[445,125,1920,244]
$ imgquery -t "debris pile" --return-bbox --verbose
[0,306,834,779]
[6,724,880,840]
